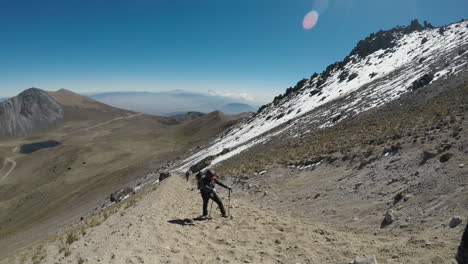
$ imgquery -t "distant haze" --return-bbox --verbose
[88,90,258,116]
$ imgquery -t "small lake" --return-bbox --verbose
[20,140,62,154]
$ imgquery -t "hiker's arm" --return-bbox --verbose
[215,179,231,189]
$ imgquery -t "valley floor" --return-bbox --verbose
[3,175,461,264]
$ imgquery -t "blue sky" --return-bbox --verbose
[1,0,466,103]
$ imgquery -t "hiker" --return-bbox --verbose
[185,169,192,182]
[197,169,231,218]
[457,221,468,264]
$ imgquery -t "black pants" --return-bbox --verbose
[457,222,468,264]
[201,191,226,216]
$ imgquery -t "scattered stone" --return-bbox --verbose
[159,172,171,182]
[403,194,412,202]
[354,182,363,190]
[450,216,463,228]
[439,151,452,163]
[171,248,180,253]
[274,239,282,244]
[459,164,465,168]
[384,209,396,224]
[353,254,378,264]
[219,148,230,155]
[393,192,404,204]
[110,187,133,203]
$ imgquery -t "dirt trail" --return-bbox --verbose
[60,112,144,137]
[0,113,143,183]
[0,157,16,182]
[3,175,459,264]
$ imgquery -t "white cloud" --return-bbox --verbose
[206,90,255,102]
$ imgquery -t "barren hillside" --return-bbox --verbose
[2,175,462,264]
[0,89,246,260]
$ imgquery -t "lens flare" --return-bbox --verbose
[302,11,319,30]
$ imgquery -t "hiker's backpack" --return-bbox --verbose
[196,172,205,190]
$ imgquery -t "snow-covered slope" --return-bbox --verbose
[176,19,468,171]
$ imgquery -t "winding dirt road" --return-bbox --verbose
[0,112,143,183]
[61,112,144,137]
[0,157,16,182]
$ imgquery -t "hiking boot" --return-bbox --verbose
[221,214,229,218]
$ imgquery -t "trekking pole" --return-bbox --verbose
[228,189,231,217]
[208,200,214,218]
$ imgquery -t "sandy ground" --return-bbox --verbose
[3,175,461,264]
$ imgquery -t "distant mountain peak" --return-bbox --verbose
[166,89,186,94]
[0,88,64,137]
[89,91,257,116]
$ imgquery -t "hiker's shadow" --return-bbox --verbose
[167,217,210,226]
[167,218,195,226]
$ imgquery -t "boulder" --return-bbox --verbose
[385,209,396,224]
[189,155,216,173]
[353,254,378,264]
[159,172,171,182]
[439,151,452,163]
[219,148,231,155]
[110,187,133,203]
[450,216,463,228]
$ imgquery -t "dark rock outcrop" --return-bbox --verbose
[159,172,171,182]
[410,73,434,91]
[189,155,216,173]
[350,19,425,59]
[0,88,64,137]
[261,19,437,113]
[110,187,134,203]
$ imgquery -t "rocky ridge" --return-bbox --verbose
[0,88,64,137]
[176,19,468,171]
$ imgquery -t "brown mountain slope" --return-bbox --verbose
[1,175,459,264]
[0,88,63,137]
[208,72,468,262]
[48,89,113,110]
[177,111,249,146]
[47,89,133,134]
[0,90,246,260]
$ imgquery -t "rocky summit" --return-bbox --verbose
[178,19,468,170]
[0,88,64,137]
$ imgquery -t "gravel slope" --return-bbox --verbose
[3,175,461,264]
